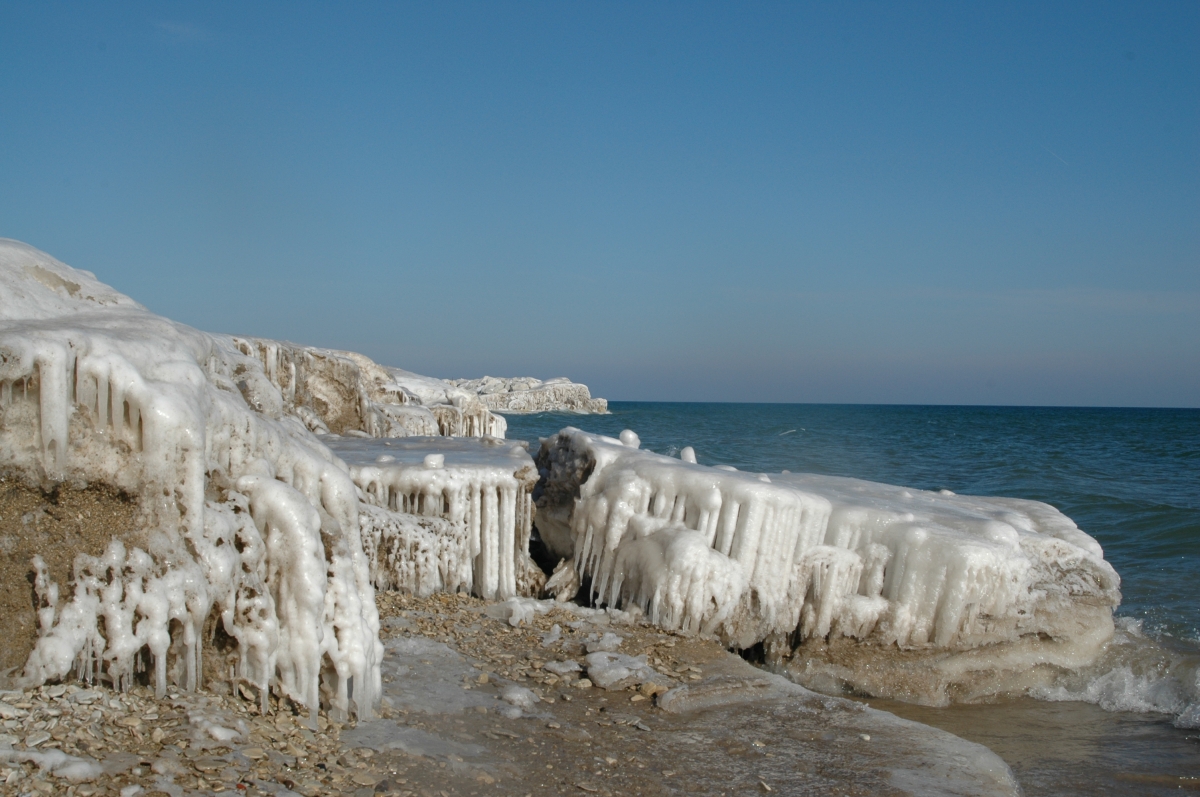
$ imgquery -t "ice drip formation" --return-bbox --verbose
[0,238,1121,720]
[0,239,541,724]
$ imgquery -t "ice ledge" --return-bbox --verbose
[533,426,1121,705]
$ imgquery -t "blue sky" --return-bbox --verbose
[2,2,1196,406]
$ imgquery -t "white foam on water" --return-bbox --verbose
[1032,617,1200,728]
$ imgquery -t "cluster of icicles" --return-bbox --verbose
[353,457,537,601]
[1,326,384,724]
[0,246,363,721]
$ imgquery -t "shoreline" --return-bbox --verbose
[0,590,1020,797]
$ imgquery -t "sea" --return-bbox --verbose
[503,403,1200,796]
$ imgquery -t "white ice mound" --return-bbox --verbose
[0,240,389,719]
[449,375,608,414]
[325,435,545,599]
[534,427,1121,704]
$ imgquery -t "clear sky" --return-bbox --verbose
[2,2,1197,406]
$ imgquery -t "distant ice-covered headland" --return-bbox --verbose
[0,239,597,721]
[449,375,607,414]
[534,428,1122,706]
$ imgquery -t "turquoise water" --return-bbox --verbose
[504,402,1200,793]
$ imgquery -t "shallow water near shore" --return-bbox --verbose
[503,402,1200,794]
[862,696,1200,795]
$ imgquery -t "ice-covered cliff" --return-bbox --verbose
[450,375,608,414]
[228,340,505,439]
[534,427,1122,705]
[0,239,528,721]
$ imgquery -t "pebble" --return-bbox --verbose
[24,730,50,747]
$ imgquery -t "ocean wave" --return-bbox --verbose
[1032,618,1200,728]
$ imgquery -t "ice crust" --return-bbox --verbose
[535,427,1122,703]
[449,376,607,414]
[0,239,527,721]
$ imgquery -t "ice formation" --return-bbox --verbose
[228,339,506,439]
[449,375,608,414]
[0,239,537,720]
[0,239,390,721]
[534,427,1122,704]
[324,435,545,599]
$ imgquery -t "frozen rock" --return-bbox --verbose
[585,632,623,653]
[230,340,506,439]
[359,506,472,597]
[0,240,523,723]
[500,685,540,710]
[449,376,607,414]
[542,659,581,676]
[535,427,1122,704]
[545,558,581,602]
[583,652,661,691]
[0,239,384,721]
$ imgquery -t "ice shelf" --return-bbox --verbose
[534,427,1122,704]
